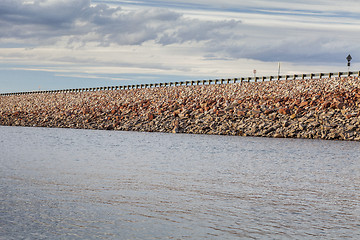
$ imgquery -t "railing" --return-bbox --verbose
[1,71,359,96]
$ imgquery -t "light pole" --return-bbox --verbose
[278,62,281,76]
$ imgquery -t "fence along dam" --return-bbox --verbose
[1,71,359,96]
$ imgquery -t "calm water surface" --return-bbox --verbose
[1,126,359,239]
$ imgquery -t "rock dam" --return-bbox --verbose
[1,76,360,141]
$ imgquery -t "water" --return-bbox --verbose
[1,126,359,239]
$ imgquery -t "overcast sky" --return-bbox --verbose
[1,0,359,92]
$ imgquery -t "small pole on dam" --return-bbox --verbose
[347,54,352,72]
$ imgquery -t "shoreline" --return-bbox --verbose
[1,77,360,141]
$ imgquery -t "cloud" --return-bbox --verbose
[0,1,160,45]
[0,0,244,48]
[1,0,360,84]
[0,0,91,43]
[158,19,241,45]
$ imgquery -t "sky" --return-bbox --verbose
[1,0,360,93]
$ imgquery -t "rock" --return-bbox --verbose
[295,107,304,114]
[282,120,290,127]
[298,123,307,131]
[173,119,179,127]
[172,127,180,133]
[290,114,297,119]
[237,110,246,117]
[346,125,357,131]
[106,125,114,130]
[264,109,275,115]
[328,132,339,139]
[322,101,331,109]
[345,114,356,119]
[269,112,278,120]
[278,108,290,115]
[147,113,155,120]
[263,127,275,135]
[273,133,282,138]
[299,101,309,108]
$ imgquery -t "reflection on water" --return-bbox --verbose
[1,126,359,239]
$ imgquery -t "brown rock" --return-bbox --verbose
[173,119,179,127]
[295,107,304,114]
[309,100,317,106]
[322,101,331,109]
[333,102,344,109]
[82,107,90,114]
[147,113,155,120]
[293,99,301,106]
[269,112,278,120]
[264,109,274,115]
[237,110,246,117]
[278,108,290,115]
[345,114,356,119]
[215,110,224,116]
[299,101,309,108]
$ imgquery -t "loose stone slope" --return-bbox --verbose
[1,77,360,141]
